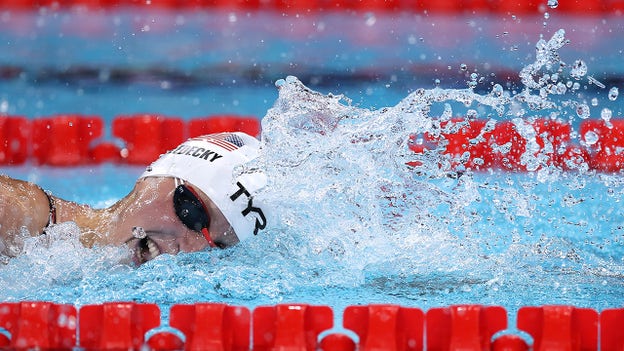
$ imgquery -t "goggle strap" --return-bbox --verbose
[202,228,217,248]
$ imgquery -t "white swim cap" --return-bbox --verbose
[140,132,267,242]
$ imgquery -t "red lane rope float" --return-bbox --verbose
[0,302,77,350]
[31,115,103,167]
[601,308,624,351]
[0,115,29,165]
[343,304,424,351]
[0,114,261,167]
[169,303,250,351]
[113,114,186,165]
[579,119,624,172]
[252,304,333,351]
[1,302,622,351]
[319,334,356,351]
[407,117,604,173]
[79,302,161,350]
[2,114,624,172]
[426,305,507,351]
[0,0,618,14]
[517,306,599,351]
[188,115,261,139]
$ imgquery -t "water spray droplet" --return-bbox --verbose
[601,108,613,122]
[364,12,376,27]
[576,103,591,119]
[608,87,619,101]
[588,75,605,88]
[492,83,504,97]
[570,59,588,80]
[584,131,599,145]
[572,82,581,91]
[132,226,147,239]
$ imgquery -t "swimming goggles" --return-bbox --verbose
[173,178,216,248]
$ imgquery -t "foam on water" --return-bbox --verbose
[1,29,623,311]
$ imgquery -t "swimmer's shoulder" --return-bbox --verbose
[0,175,52,240]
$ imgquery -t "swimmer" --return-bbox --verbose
[0,132,267,265]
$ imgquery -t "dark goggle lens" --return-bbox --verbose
[173,185,210,233]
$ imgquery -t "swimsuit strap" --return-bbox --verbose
[37,185,57,230]
[44,190,57,227]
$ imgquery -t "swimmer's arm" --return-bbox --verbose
[0,175,51,256]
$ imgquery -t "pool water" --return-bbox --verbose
[0,7,624,324]
[1,9,622,119]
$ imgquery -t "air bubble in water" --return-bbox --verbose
[576,103,590,119]
[601,108,612,121]
[608,87,619,101]
[591,98,598,106]
[460,63,468,71]
[547,0,558,8]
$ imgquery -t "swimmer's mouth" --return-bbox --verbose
[133,236,161,265]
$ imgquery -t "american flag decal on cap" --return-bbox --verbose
[192,133,245,151]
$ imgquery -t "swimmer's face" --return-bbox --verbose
[113,177,239,265]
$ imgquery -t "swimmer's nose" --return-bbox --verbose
[150,230,210,255]
[177,231,212,253]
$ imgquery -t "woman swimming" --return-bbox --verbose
[0,132,267,265]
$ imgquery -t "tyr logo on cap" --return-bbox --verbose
[230,181,267,235]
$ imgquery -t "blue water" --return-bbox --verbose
[0,10,622,119]
[0,8,624,326]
